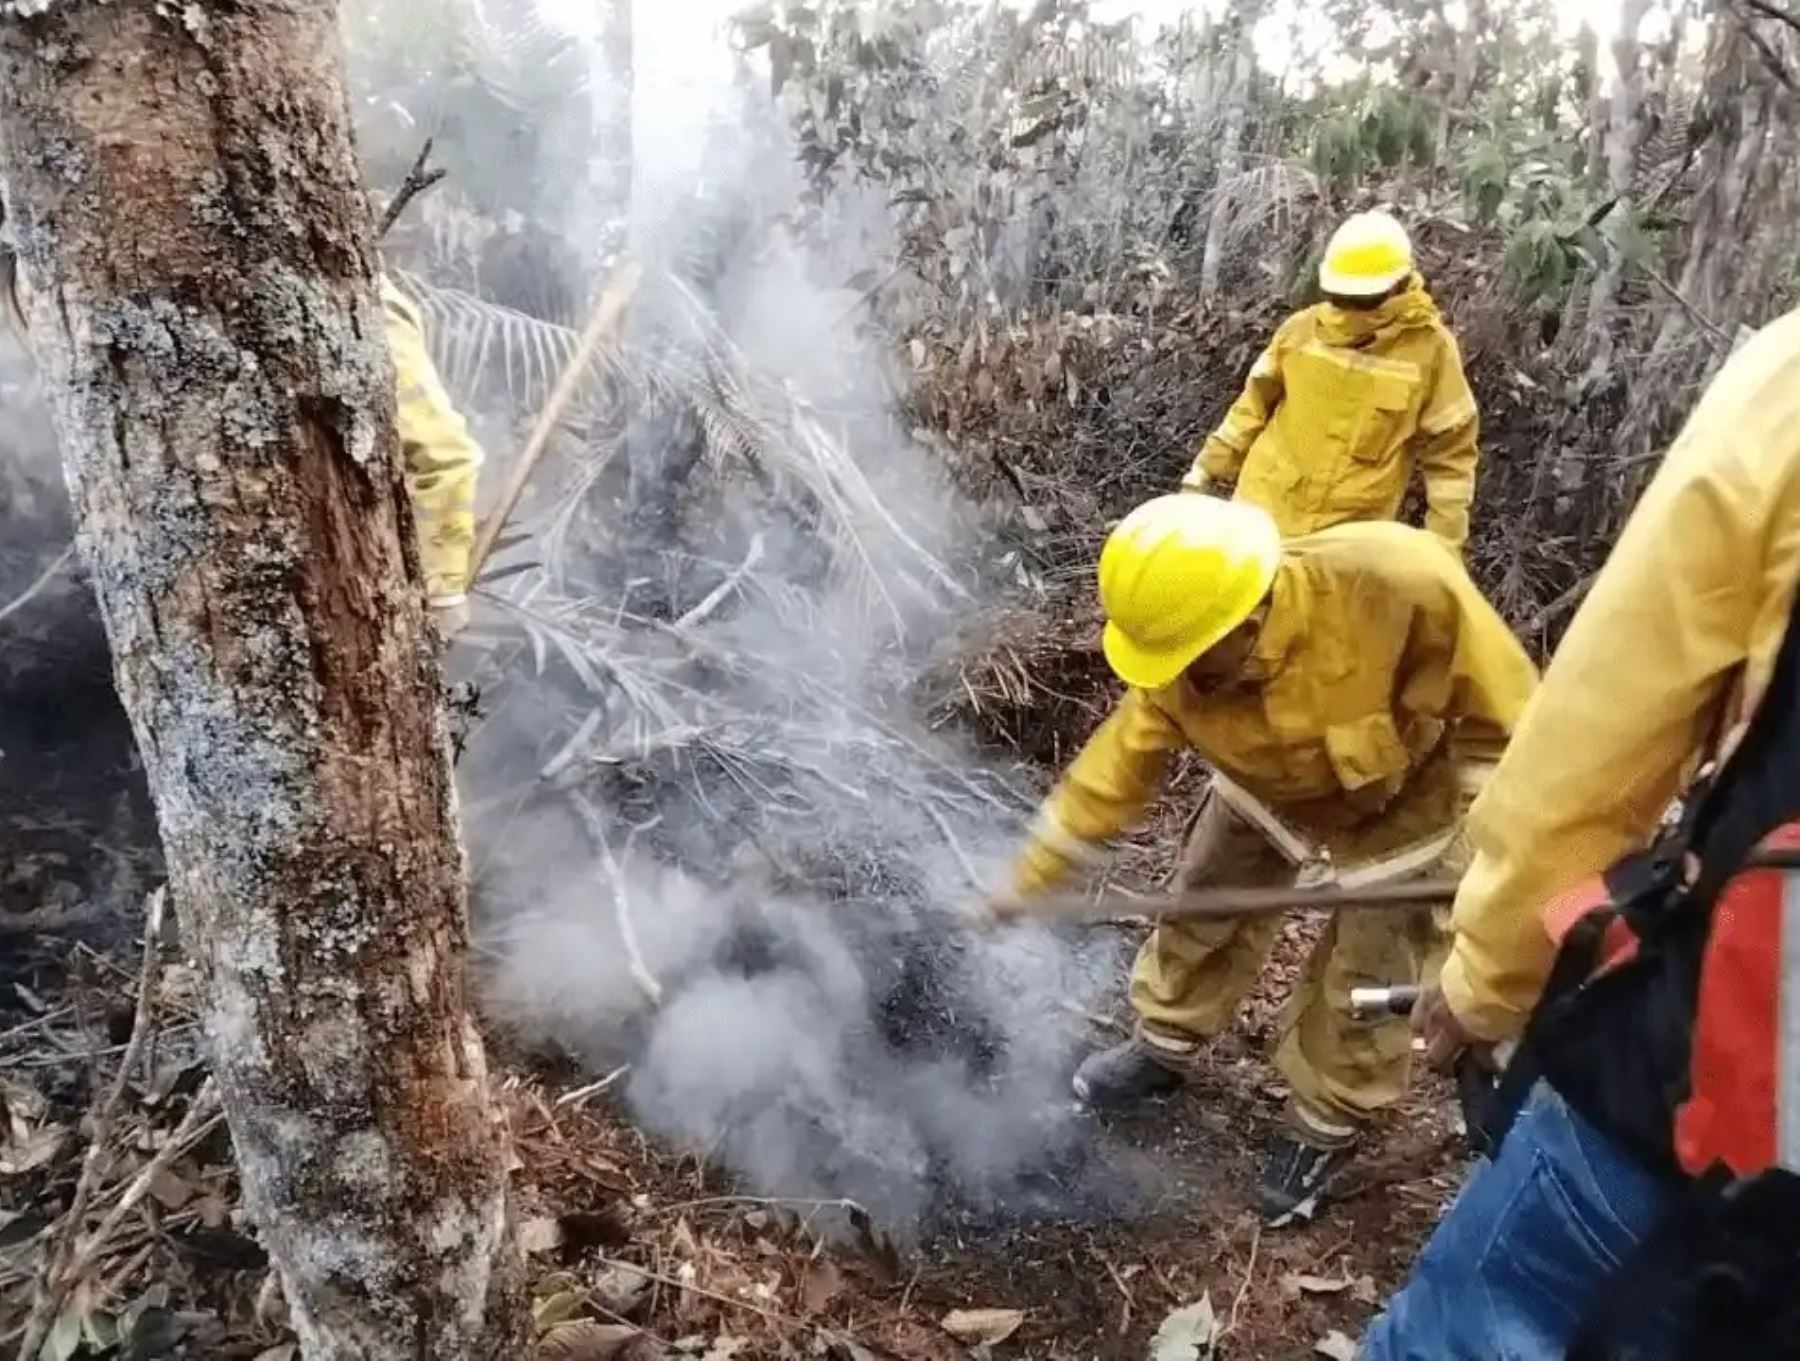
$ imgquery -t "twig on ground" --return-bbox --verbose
[674,532,765,630]
[17,890,166,1361]
[1225,1222,1262,1339]
[593,1255,873,1349]
[0,543,74,628]
[1098,1253,1136,1337]
[643,1194,865,1219]
[570,790,664,1008]
[82,1082,224,1256]
[0,901,108,938]
[554,1064,632,1108]
[918,799,984,892]
[375,138,447,240]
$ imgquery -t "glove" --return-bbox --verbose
[1179,468,1214,495]
[429,596,471,642]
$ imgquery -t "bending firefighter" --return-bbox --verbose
[1,214,481,636]
[1187,211,1480,554]
[1364,307,1800,1359]
[989,495,1536,1223]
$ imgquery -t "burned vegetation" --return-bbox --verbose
[4,0,1800,1357]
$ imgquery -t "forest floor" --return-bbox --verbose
[0,880,1466,1361]
[0,602,1469,1361]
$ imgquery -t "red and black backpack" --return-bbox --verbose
[1486,584,1800,1359]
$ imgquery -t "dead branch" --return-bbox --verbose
[674,532,766,630]
[0,901,108,936]
[469,260,645,581]
[1739,0,1800,39]
[554,1064,631,1108]
[569,789,664,1009]
[1729,4,1800,91]
[80,1082,224,1262]
[1224,1222,1262,1338]
[17,890,166,1361]
[0,542,73,627]
[375,138,447,240]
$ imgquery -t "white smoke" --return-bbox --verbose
[436,0,1141,1234]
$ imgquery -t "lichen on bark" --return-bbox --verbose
[0,3,527,1356]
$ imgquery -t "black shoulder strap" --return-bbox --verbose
[1683,579,1800,911]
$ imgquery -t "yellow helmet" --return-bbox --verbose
[1319,210,1413,297]
[1098,495,1281,690]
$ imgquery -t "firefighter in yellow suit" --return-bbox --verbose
[378,280,484,638]
[989,495,1537,1223]
[1188,211,1480,554]
[4,248,481,637]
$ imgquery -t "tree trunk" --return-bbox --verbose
[0,5,527,1359]
[1198,8,1257,302]
[1653,6,1800,360]
[1578,0,1652,376]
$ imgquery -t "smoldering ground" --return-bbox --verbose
[458,235,1149,1231]
[442,2,1167,1238]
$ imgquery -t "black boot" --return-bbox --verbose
[1071,1033,1191,1110]
[1255,1122,1358,1226]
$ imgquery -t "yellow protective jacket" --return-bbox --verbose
[1441,307,1800,1041]
[1187,279,1480,552]
[1013,523,1537,895]
[381,280,483,602]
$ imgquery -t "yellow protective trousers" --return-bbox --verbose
[1128,774,1470,1131]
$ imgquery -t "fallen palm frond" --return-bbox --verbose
[399,265,963,628]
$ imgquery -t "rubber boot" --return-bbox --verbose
[1071,1027,1196,1110]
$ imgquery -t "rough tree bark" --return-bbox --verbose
[1652,5,1800,360]
[1577,0,1652,376]
[0,4,527,1358]
[1197,5,1257,303]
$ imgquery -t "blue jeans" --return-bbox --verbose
[1362,1084,1676,1361]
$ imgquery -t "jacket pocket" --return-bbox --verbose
[1325,712,1410,802]
[1348,372,1419,463]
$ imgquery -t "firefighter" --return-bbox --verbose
[2,220,480,638]
[1186,210,1480,554]
[988,493,1537,1223]
[1363,304,1800,1359]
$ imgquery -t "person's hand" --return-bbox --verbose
[1179,471,1214,495]
[429,598,471,642]
[1411,981,1488,1072]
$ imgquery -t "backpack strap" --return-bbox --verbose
[1478,907,1619,1155]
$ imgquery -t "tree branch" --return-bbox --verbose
[468,260,643,581]
[1729,5,1800,91]
[0,542,73,627]
[1740,0,1800,38]
[375,138,448,240]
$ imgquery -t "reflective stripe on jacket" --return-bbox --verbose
[1187,279,1479,552]
[382,279,483,602]
[1012,522,1537,895]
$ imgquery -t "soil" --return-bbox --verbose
[508,915,1466,1361]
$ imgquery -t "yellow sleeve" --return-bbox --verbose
[1441,315,1800,1039]
[1012,688,1185,896]
[1189,325,1288,489]
[1391,575,1536,773]
[1414,330,1479,553]
[382,279,484,602]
